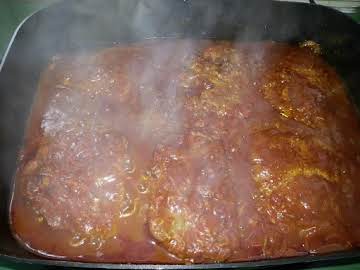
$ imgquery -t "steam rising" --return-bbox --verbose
[0,0,284,224]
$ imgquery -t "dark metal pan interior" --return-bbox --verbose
[0,0,360,268]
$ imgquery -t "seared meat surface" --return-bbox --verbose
[148,132,239,262]
[11,40,360,263]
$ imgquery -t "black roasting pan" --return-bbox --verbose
[0,0,360,268]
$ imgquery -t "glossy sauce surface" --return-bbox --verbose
[10,40,360,263]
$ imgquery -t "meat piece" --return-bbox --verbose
[20,131,137,249]
[183,42,255,119]
[148,132,239,262]
[49,48,142,108]
[259,46,347,128]
[43,43,194,145]
[40,48,146,139]
[250,119,353,254]
[181,42,271,141]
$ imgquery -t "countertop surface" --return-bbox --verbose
[0,0,359,269]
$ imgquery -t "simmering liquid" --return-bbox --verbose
[10,40,360,263]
